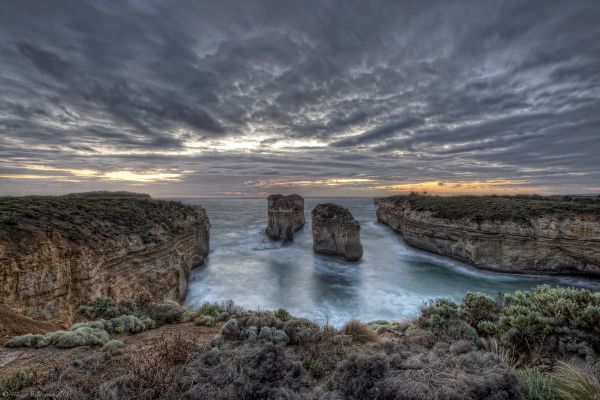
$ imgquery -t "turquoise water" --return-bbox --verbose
[182,197,599,326]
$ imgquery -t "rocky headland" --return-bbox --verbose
[266,194,305,242]
[312,203,363,261]
[377,194,600,276]
[0,192,210,323]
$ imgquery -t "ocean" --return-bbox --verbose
[181,197,599,327]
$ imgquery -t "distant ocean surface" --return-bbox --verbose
[180,197,600,327]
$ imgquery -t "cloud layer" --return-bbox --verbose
[1,0,599,196]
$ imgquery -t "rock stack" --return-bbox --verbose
[266,194,305,242]
[311,203,363,261]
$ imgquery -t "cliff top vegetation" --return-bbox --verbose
[312,203,360,226]
[381,193,600,222]
[0,192,207,243]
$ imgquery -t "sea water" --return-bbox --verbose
[182,197,599,327]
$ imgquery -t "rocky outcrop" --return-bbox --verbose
[0,192,210,323]
[266,194,305,242]
[377,195,600,276]
[312,203,363,261]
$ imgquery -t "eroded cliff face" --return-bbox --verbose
[312,203,363,261]
[0,193,210,323]
[266,194,305,242]
[376,197,600,276]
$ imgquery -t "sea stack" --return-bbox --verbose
[266,194,305,242]
[312,203,363,261]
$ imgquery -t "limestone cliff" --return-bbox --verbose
[377,195,600,276]
[0,192,210,323]
[312,203,363,261]
[266,194,305,242]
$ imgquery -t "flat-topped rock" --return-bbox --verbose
[266,194,305,242]
[312,203,363,261]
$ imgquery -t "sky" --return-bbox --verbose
[1,0,599,198]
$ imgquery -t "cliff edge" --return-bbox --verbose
[376,194,600,276]
[0,192,210,323]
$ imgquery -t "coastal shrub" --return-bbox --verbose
[408,286,600,365]
[44,327,110,348]
[303,356,326,379]
[461,292,501,327]
[103,339,125,351]
[418,298,478,341]
[194,315,215,327]
[342,320,376,343]
[497,286,600,358]
[144,301,183,324]
[197,302,220,318]
[244,310,284,329]
[0,370,32,393]
[6,333,45,348]
[71,315,155,334]
[6,328,109,348]
[77,297,120,319]
[180,343,317,399]
[334,344,522,400]
[283,318,321,344]
[333,352,388,399]
[515,369,560,400]
[118,299,136,315]
[258,326,290,345]
[221,319,241,340]
[274,308,292,322]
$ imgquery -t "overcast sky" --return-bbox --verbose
[1,0,599,197]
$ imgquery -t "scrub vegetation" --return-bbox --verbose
[384,193,600,222]
[4,285,600,399]
[0,192,205,242]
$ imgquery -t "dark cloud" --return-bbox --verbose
[0,0,599,196]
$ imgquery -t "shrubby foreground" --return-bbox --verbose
[1,285,600,399]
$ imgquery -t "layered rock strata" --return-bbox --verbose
[312,203,363,261]
[266,194,305,242]
[376,195,600,276]
[0,192,210,323]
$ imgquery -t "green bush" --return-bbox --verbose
[71,315,155,334]
[258,326,290,345]
[418,299,478,341]
[198,303,221,318]
[460,292,501,327]
[221,319,241,340]
[412,285,600,364]
[303,356,326,379]
[7,327,109,348]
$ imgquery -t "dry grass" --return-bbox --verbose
[342,320,376,344]
[124,334,198,398]
[553,362,600,400]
